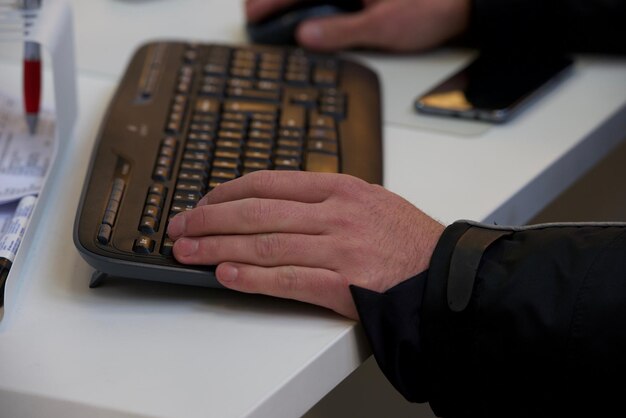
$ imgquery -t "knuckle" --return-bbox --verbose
[248,170,276,194]
[243,199,271,226]
[275,265,300,294]
[331,174,367,199]
[325,210,356,231]
[330,236,361,265]
[254,233,282,261]
[199,206,212,230]
[197,237,218,258]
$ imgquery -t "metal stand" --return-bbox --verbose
[89,271,107,288]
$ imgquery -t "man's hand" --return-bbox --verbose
[245,0,470,52]
[167,171,444,319]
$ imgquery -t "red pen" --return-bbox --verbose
[22,0,42,135]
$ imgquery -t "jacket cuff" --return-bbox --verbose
[350,272,429,403]
[349,221,512,405]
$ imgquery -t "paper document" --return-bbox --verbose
[0,92,56,205]
[0,195,36,263]
[0,200,17,236]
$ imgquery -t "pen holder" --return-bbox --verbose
[0,0,77,325]
[0,0,77,142]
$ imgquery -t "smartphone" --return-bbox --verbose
[414,52,574,123]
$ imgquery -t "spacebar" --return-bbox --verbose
[305,152,339,173]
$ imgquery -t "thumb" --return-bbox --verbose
[295,11,378,51]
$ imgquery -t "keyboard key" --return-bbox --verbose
[211,168,238,180]
[143,205,161,219]
[102,210,117,226]
[247,139,273,150]
[208,178,229,189]
[220,120,247,132]
[278,128,304,139]
[308,128,337,142]
[213,158,240,170]
[181,160,210,172]
[215,149,241,159]
[244,158,271,171]
[224,101,278,115]
[313,63,338,86]
[187,132,214,142]
[160,145,176,159]
[218,130,244,141]
[195,97,220,114]
[280,105,306,129]
[178,171,207,182]
[189,123,214,133]
[204,63,227,75]
[199,84,225,96]
[251,113,276,123]
[216,139,244,150]
[156,156,173,167]
[228,78,254,89]
[308,139,338,154]
[146,194,163,207]
[227,88,280,102]
[183,151,212,162]
[309,112,336,130]
[139,216,158,234]
[162,136,177,148]
[174,191,202,202]
[160,239,174,256]
[191,114,217,124]
[97,224,112,244]
[275,148,301,158]
[257,80,280,91]
[274,156,301,169]
[320,104,345,118]
[153,166,171,182]
[149,183,166,196]
[221,112,247,122]
[231,67,254,78]
[289,89,318,106]
[305,152,339,173]
[176,182,205,193]
[170,202,195,214]
[109,184,124,204]
[277,138,303,149]
[106,198,120,213]
[185,141,212,152]
[285,71,309,84]
[250,120,274,131]
[183,48,198,64]
[133,236,155,254]
[245,149,271,160]
[259,61,282,72]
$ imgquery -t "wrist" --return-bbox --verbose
[414,219,446,275]
[444,0,471,41]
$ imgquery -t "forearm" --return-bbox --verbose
[469,0,626,54]
[352,221,626,416]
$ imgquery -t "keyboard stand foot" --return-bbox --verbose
[89,271,108,288]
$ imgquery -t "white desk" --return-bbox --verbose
[1,1,625,417]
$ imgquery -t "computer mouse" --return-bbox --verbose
[247,0,363,45]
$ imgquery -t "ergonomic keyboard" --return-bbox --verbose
[74,41,382,288]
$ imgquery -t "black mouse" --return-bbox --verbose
[247,0,363,45]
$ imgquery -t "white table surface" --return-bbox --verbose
[1,1,626,417]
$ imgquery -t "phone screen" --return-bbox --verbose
[415,53,573,123]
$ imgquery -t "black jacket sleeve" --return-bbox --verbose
[469,0,626,54]
[351,221,626,417]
